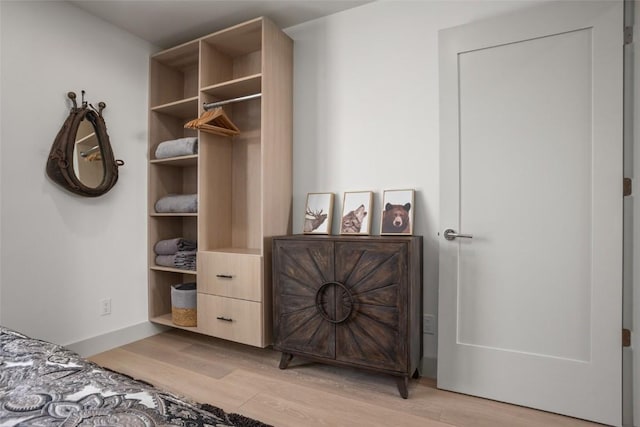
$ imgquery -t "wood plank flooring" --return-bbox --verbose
[88,330,602,427]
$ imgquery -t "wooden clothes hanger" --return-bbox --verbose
[184,107,240,136]
[85,152,102,162]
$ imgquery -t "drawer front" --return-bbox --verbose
[197,294,264,347]
[198,252,262,301]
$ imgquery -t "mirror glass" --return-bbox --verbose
[72,117,105,189]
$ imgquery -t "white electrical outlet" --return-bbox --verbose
[423,314,435,335]
[100,298,111,316]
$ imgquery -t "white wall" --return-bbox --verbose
[0,0,156,350]
[285,0,540,374]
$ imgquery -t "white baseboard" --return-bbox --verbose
[66,322,168,358]
[69,323,440,380]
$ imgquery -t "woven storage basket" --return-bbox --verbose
[171,282,196,327]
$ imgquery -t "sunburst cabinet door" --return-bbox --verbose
[273,239,337,359]
[334,242,407,372]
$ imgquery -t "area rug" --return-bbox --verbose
[199,403,272,427]
[109,369,273,427]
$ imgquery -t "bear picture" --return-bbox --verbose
[382,202,411,233]
[380,189,414,235]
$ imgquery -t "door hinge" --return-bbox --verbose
[623,329,631,347]
[624,178,632,196]
[625,26,633,45]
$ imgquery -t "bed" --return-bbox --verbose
[0,326,268,426]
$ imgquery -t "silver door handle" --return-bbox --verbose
[443,229,473,240]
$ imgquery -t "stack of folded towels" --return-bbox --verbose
[155,137,198,159]
[155,193,197,213]
[154,237,197,271]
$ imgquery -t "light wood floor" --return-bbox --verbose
[89,330,601,427]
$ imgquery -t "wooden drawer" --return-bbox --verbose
[198,251,262,301]
[197,294,263,347]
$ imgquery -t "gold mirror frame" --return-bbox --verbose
[46,91,123,197]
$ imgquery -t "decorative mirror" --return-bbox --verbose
[46,91,124,197]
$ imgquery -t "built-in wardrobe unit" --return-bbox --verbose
[147,17,293,347]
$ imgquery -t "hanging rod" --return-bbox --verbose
[80,145,100,157]
[203,93,261,111]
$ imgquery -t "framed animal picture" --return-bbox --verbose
[340,191,372,235]
[380,189,415,235]
[303,192,334,234]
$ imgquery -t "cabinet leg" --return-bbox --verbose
[279,352,293,369]
[412,368,420,379]
[396,375,409,399]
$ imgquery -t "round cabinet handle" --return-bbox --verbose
[315,281,354,324]
[216,274,234,279]
[443,228,473,241]
[216,316,233,322]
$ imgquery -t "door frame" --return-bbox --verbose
[624,1,637,425]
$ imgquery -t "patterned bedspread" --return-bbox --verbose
[0,326,258,426]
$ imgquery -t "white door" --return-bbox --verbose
[438,1,622,425]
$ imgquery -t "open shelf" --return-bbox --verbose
[201,18,262,57]
[200,19,262,88]
[150,313,200,332]
[151,96,199,119]
[202,247,261,256]
[152,40,199,69]
[150,40,199,106]
[150,265,197,275]
[150,155,198,167]
[201,74,262,100]
[150,213,198,217]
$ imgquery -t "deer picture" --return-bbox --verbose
[304,208,328,232]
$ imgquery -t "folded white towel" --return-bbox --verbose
[155,194,197,213]
[154,238,197,255]
[155,137,198,159]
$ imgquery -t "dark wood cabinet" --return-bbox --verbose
[272,235,423,398]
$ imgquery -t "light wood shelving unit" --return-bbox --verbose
[148,17,292,347]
